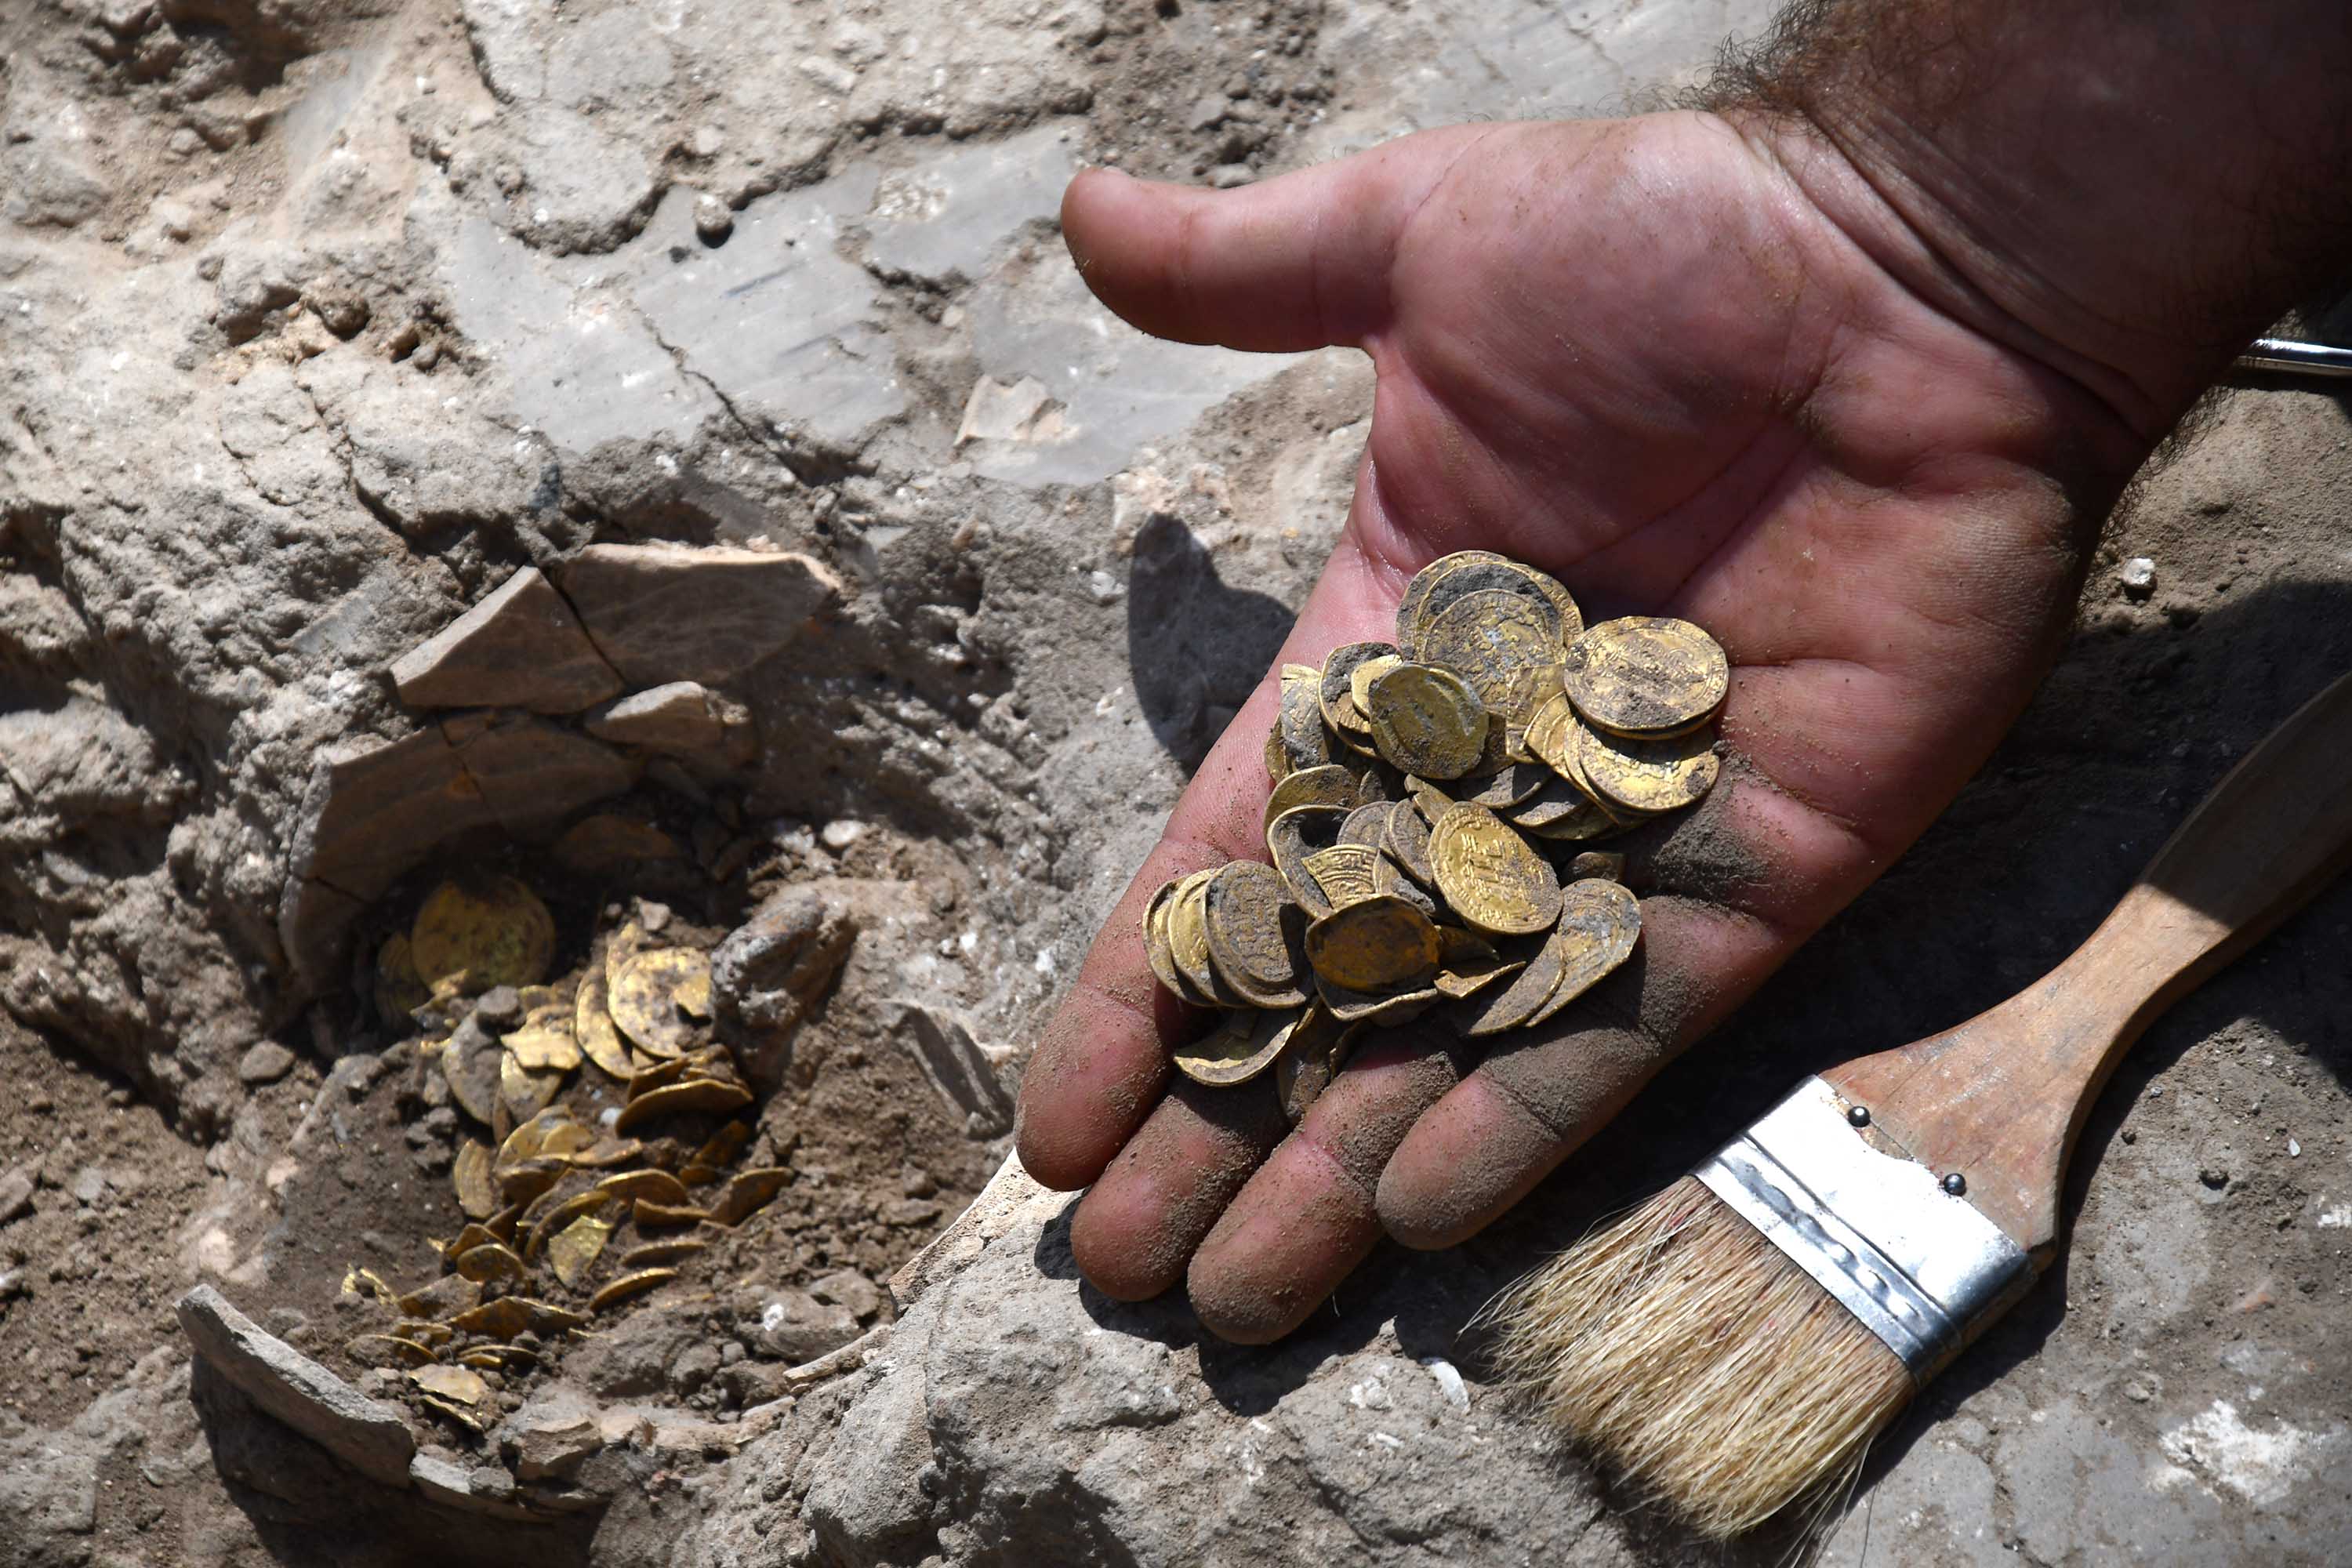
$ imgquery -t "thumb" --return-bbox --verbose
[1062,126,1493,354]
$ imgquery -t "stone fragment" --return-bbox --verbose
[2119,556,2158,599]
[408,1451,539,1521]
[0,1166,33,1226]
[238,1041,297,1086]
[583,681,756,768]
[711,886,855,1062]
[287,730,495,901]
[897,1001,1015,1137]
[390,567,625,714]
[808,1269,883,1323]
[755,1290,860,1363]
[887,1149,1055,1310]
[176,1285,416,1488]
[557,544,843,687]
[442,713,639,840]
[693,192,734,242]
[498,1386,604,1481]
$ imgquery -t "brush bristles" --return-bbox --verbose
[1484,1177,1916,1539]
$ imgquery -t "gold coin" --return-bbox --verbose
[1202,861,1309,1007]
[1393,550,1512,661]
[1319,641,1395,738]
[1573,722,1720,814]
[1526,878,1642,1028]
[620,1239,707,1269]
[574,964,634,1080]
[590,1269,677,1313]
[1263,762,1360,830]
[1349,652,1403,718]
[548,1211,615,1290]
[1381,798,1436,890]
[1168,870,1247,1006]
[1301,843,1382,909]
[1267,804,1348,918]
[1421,588,1563,695]
[607,947,710,1058]
[499,1051,562,1123]
[596,1168,691,1206]
[1461,931,1566,1036]
[1144,877,1197,1001]
[1507,775,1599,829]
[1370,851,1439,921]
[1315,973,1443,1025]
[452,1139,496,1219]
[375,935,430,1024]
[410,876,556,996]
[1405,775,1457,821]
[1304,894,1443,991]
[1364,662,1488,780]
[1518,792,1624,842]
[1265,725,1291,789]
[710,1167,791,1225]
[1173,1004,1299,1088]
[1338,802,1392,848]
[1418,558,1582,648]
[1525,690,1575,774]
[1279,667,1338,771]
[1461,760,1549,810]
[1568,851,1626,883]
[612,1077,755,1132]
[1563,616,1728,736]
[632,1199,711,1228]
[523,1189,613,1262]
[411,1364,489,1406]
[1428,803,1562,937]
[1432,927,1523,1000]
[503,1013,581,1073]
[1353,765,1396,807]
[495,1156,566,1209]
[1272,1002,1349,1123]
[454,1240,526,1286]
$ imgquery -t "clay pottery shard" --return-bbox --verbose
[555,544,843,688]
[613,1078,755,1134]
[707,1167,791,1226]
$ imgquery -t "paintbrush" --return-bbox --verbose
[1485,668,2352,1538]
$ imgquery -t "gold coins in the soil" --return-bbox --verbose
[1429,804,1561,937]
[1563,615,1728,736]
[410,876,556,996]
[1146,550,1725,1090]
[1365,662,1487,781]
[607,944,711,1058]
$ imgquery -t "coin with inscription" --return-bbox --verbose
[1428,803,1562,936]
[1304,895,1443,991]
[1169,870,1245,1006]
[1573,721,1721,815]
[1279,670,1338,771]
[1460,931,1565,1036]
[1338,802,1392,848]
[1563,616,1729,736]
[1301,843,1382,909]
[1365,662,1488,780]
[1316,974,1444,1025]
[1349,652,1404,716]
[1394,550,1512,657]
[1143,877,1195,1000]
[1418,558,1583,648]
[1203,862,1309,1007]
[1383,797,1436,888]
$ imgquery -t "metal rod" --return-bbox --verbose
[2233,337,2352,379]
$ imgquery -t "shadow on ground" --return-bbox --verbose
[1124,512,1298,771]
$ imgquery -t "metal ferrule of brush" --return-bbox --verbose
[1693,1077,2034,1381]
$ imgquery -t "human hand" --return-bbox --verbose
[1013,111,2163,1342]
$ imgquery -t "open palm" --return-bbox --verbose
[1015,115,2154,1342]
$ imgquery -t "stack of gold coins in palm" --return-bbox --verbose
[1143,551,1728,1120]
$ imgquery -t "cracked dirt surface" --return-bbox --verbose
[1,0,2348,1564]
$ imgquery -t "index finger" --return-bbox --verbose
[1014,534,1406,1191]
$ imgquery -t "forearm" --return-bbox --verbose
[1710,0,2352,439]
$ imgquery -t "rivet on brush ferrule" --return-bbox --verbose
[1693,1077,2033,1381]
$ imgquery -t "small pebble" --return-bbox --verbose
[2118,557,2158,599]
[237,1040,296,1086]
[694,193,734,243]
[472,986,523,1029]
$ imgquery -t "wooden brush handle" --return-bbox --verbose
[1830,668,2352,1260]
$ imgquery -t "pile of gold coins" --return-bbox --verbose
[343,880,788,1428]
[1145,551,1727,1116]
